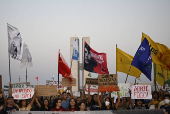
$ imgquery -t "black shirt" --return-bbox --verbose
[160,105,170,114]
[1,106,19,114]
[40,105,51,111]
[90,102,101,111]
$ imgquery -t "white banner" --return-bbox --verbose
[85,85,101,95]
[73,92,80,97]
[20,43,33,68]
[12,84,34,99]
[131,85,152,99]
[111,83,130,97]
[7,23,22,60]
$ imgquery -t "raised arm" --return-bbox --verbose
[1,89,7,106]
[82,85,87,101]
[9,82,12,96]
[115,90,120,109]
[35,97,41,108]
[69,85,73,98]
[148,99,153,108]
[88,84,91,104]
[97,89,102,108]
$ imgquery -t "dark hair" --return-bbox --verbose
[116,98,122,103]
[51,98,62,108]
[18,100,28,108]
[152,91,159,100]
[135,99,144,107]
[163,94,170,100]
[105,97,112,107]
[62,92,66,95]
[67,93,71,96]
[77,102,85,111]
[91,94,98,105]
[68,98,77,110]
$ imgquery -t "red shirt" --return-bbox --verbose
[51,107,66,111]
[67,107,77,111]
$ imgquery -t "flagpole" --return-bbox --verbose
[58,49,60,89]
[116,44,117,75]
[125,65,131,83]
[7,23,11,83]
[26,68,27,84]
[154,63,157,91]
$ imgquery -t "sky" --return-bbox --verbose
[0,0,170,88]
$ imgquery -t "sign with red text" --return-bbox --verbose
[12,84,34,99]
[85,85,101,95]
[131,85,152,99]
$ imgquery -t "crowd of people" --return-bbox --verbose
[0,84,170,114]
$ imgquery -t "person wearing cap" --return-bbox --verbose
[1,95,19,114]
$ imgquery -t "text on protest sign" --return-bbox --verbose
[111,83,130,97]
[62,78,76,87]
[98,74,118,92]
[35,85,57,96]
[86,78,98,85]
[85,85,101,95]
[12,84,34,99]
[131,85,152,99]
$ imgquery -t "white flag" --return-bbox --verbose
[71,39,79,51]
[71,39,79,61]
[7,23,22,60]
[20,43,33,68]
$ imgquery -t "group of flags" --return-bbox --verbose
[7,23,170,87]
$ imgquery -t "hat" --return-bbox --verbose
[7,96,14,99]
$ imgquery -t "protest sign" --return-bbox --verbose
[62,78,76,87]
[111,83,130,97]
[12,84,34,99]
[12,82,30,85]
[73,92,80,97]
[86,78,98,85]
[46,80,58,85]
[131,85,152,99]
[98,74,118,92]
[35,85,58,96]
[3,85,9,98]
[85,85,101,95]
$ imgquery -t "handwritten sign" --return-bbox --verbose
[111,83,130,97]
[131,85,152,99]
[12,84,34,99]
[86,78,98,85]
[85,85,101,95]
[62,78,76,87]
[35,85,57,96]
[98,74,118,92]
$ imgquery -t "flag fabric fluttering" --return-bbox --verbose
[155,64,165,87]
[58,51,73,81]
[116,47,141,78]
[71,39,79,61]
[131,38,152,81]
[36,76,38,81]
[84,42,109,74]
[20,43,33,68]
[7,23,22,60]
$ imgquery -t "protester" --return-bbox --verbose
[1,96,19,114]
[102,97,114,110]
[160,94,170,114]
[77,102,86,111]
[152,91,160,109]
[134,99,153,110]
[76,97,82,105]
[67,98,77,111]
[51,98,66,111]
[158,91,169,109]
[40,98,51,111]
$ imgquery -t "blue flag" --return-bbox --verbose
[131,38,152,81]
[71,39,79,61]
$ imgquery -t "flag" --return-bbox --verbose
[58,51,73,81]
[163,70,170,81]
[20,43,33,68]
[131,38,152,81]
[116,47,141,78]
[7,23,22,60]
[71,39,79,61]
[84,42,109,74]
[156,43,170,70]
[36,76,38,81]
[51,75,54,81]
[155,64,164,87]
[88,72,91,77]
[141,33,167,69]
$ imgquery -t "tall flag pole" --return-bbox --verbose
[116,44,117,75]
[58,49,60,89]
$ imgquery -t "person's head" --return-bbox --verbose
[80,92,82,97]
[62,92,68,100]
[105,97,112,107]
[164,91,169,95]
[67,93,71,100]
[19,100,27,108]
[152,91,159,100]
[163,94,170,105]
[84,43,91,64]
[43,98,49,106]
[50,96,54,105]
[69,98,76,109]
[7,96,14,106]
[92,94,98,103]
[78,102,85,111]
[0,97,4,106]
[77,97,82,104]
[52,98,62,108]
[116,98,122,107]
[135,99,143,107]
[122,97,127,104]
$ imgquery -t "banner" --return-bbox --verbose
[35,85,57,96]
[155,64,165,87]
[12,84,34,99]
[3,85,9,98]
[20,43,33,68]
[62,78,76,87]
[85,85,101,95]
[84,42,109,74]
[98,74,118,92]
[86,78,98,85]
[7,23,22,60]
[111,83,130,97]
[73,92,80,97]
[131,85,152,99]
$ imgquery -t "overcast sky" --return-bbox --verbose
[0,0,170,87]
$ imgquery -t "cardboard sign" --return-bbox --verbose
[12,82,30,85]
[98,74,118,92]
[111,83,130,97]
[35,85,58,96]
[12,84,34,99]
[62,78,76,87]
[131,85,152,99]
[86,78,98,85]
[85,85,101,95]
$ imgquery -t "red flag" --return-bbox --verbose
[36,76,38,81]
[58,51,73,81]
[84,42,109,74]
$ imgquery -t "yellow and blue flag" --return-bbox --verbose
[131,38,152,81]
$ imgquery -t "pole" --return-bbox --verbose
[19,75,20,83]
[154,63,157,91]
[26,68,27,84]
[58,49,60,89]
[135,78,137,85]
[116,44,117,75]
[7,24,11,83]
[125,65,131,83]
